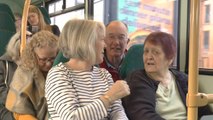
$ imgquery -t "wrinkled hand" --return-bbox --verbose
[105,80,130,102]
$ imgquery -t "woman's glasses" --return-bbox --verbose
[36,54,56,64]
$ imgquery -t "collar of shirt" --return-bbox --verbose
[103,51,126,70]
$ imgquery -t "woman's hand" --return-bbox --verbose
[105,80,130,102]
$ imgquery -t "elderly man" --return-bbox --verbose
[99,21,129,82]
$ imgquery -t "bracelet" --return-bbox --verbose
[103,95,112,104]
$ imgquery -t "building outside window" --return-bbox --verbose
[199,0,213,69]
[205,4,210,23]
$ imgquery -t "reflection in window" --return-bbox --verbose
[199,0,213,69]
[203,31,209,50]
[205,4,210,23]
[116,0,178,49]
[115,0,178,67]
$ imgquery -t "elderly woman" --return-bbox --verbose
[45,19,130,120]
[6,30,59,120]
[122,32,212,120]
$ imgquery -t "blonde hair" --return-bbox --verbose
[59,19,105,65]
[21,30,58,72]
[5,32,21,62]
[28,5,52,32]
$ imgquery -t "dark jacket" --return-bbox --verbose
[0,54,17,120]
[122,69,212,120]
[51,25,60,37]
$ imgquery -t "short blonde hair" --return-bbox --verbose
[59,19,105,64]
[21,30,59,72]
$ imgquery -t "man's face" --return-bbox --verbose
[105,22,128,59]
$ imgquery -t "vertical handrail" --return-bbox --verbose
[187,0,200,120]
[84,0,93,20]
[20,0,31,55]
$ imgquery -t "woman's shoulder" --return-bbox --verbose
[47,62,70,80]
[49,62,68,73]
[94,66,112,76]
[170,69,188,80]
[126,69,147,80]
[126,69,158,86]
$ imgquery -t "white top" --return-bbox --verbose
[155,74,187,120]
[45,63,128,120]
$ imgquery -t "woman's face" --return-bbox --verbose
[35,46,58,73]
[95,31,106,64]
[28,12,39,26]
[143,42,171,74]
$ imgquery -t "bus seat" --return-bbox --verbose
[53,51,69,66]
[119,44,144,79]
[38,6,51,24]
[0,12,16,31]
[200,115,213,120]
[0,12,16,56]
[0,30,15,56]
[0,3,15,22]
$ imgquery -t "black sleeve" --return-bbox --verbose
[0,60,14,120]
[51,25,60,36]
[122,70,165,120]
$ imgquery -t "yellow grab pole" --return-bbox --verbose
[20,0,31,55]
[187,0,200,120]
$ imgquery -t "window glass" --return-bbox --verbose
[203,31,209,50]
[115,0,179,67]
[117,0,179,49]
[49,0,63,13]
[205,4,210,23]
[51,9,84,31]
[199,0,213,69]
[67,0,84,8]
[94,0,104,22]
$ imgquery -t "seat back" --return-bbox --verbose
[0,12,16,56]
[201,115,213,120]
[0,12,16,32]
[38,6,51,24]
[0,3,15,22]
[53,51,69,66]
[119,44,144,79]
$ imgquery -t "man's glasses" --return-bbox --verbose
[106,35,127,41]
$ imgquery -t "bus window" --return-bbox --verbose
[94,0,104,22]
[107,0,179,67]
[67,0,84,8]
[199,0,213,69]
[49,0,63,14]
[48,0,85,31]
[50,10,84,31]
[116,0,179,48]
